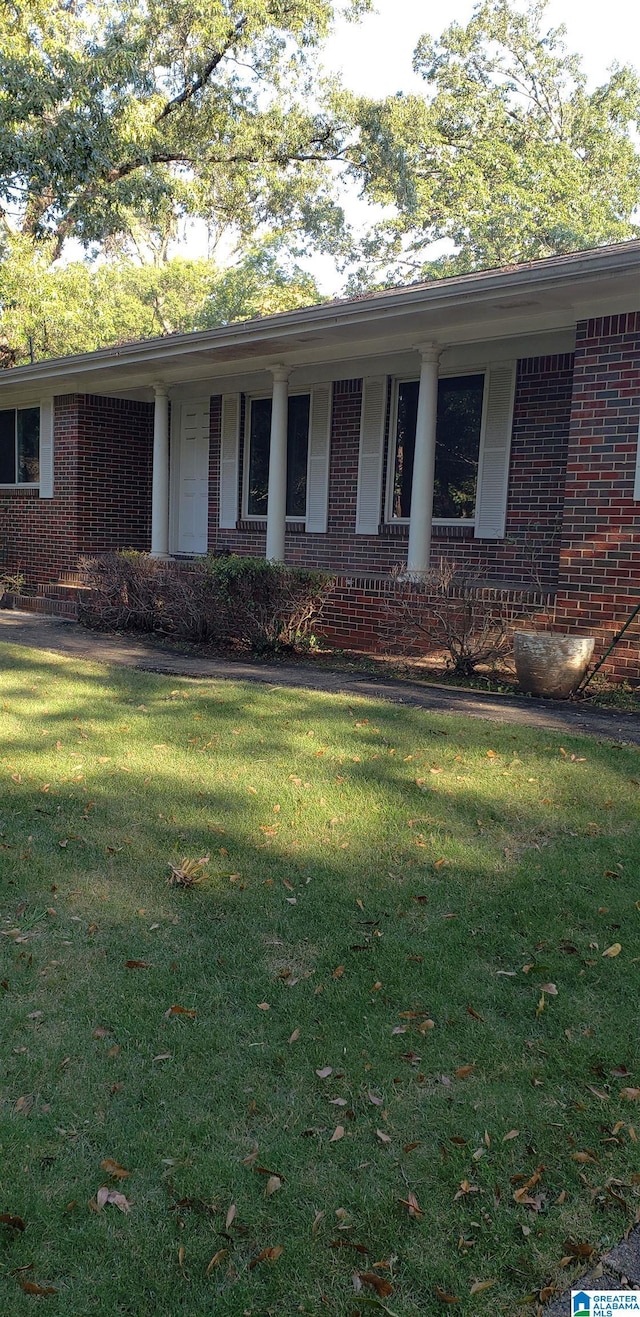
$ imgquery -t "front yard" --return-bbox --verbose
[1,644,639,1315]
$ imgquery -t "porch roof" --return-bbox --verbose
[1,240,639,405]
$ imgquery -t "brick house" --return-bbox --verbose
[1,241,639,678]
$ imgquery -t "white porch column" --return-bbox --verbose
[150,383,170,557]
[265,366,290,562]
[406,344,441,576]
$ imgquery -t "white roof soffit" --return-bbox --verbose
[1,240,639,400]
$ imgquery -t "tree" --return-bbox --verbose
[0,236,320,366]
[0,0,365,260]
[349,0,640,283]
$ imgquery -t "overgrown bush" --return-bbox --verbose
[385,559,546,679]
[77,552,334,652]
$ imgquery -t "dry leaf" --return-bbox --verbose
[435,1285,459,1303]
[399,1191,423,1219]
[455,1063,475,1080]
[466,1006,484,1021]
[153,1052,172,1062]
[164,1005,196,1018]
[376,1129,392,1145]
[249,1246,283,1268]
[94,1186,131,1213]
[206,1249,228,1274]
[357,1272,394,1298]
[316,1066,332,1079]
[257,1002,270,1011]
[93,1026,112,1038]
[265,1175,282,1197]
[620,1087,640,1101]
[539,982,558,995]
[225,1203,236,1230]
[288,1029,300,1043]
[312,1210,325,1235]
[330,1125,345,1142]
[503,1129,519,1142]
[332,965,345,979]
[603,943,622,958]
[167,856,208,888]
[470,1279,496,1294]
[19,1281,57,1296]
[0,1214,25,1231]
[572,1151,598,1164]
[368,1091,383,1106]
[101,1158,131,1180]
[124,960,149,969]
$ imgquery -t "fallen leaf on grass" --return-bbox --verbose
[164,1005,196,1019]
[466,1006,484,1022]
[435,1286,459,1303]
[257,1002,270,1011]
[124,960,149,969]
[455,1064,475,1080]
[101,1158,131,1180]
[572,1151,598,1164]
[620,1087,640,1101]
[265,1175,282,1197]
[399,1191,423,1219]
[288,1029,300,1043]
[603,943,622,958]
[332,965,345,979]
[167,856,208,888]
[93,1186,132,1213]
[470,1279,496,1294]
[0,1214,25,1231]
[368,1091,383,1106]
[153,1052,172,1062]
[357,1272,394,1298]
[316,1066,332,1079]
[19,1281,57,1296]
[539,983,558,995]
[206,1249,228,1274]
[376,1130,392,1145]
[93,1026,112,1039]
[225,1203,236,1230]
[563,1240,595,1259]
[503,1129,519,1142]
[330,1125,345,1142]
[249,1246,283,1268]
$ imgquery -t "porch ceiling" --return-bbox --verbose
[0,240,639,405]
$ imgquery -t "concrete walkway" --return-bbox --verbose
[2,609,640,745]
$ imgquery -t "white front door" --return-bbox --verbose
[176,400,210,554]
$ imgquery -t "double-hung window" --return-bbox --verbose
[388,374,485,522]
[0,407,40,486]
[245,393,310,519]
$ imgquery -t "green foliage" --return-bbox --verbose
[0,237,321,365]
[0,0,363,258]
[349,0,640,282]
[78,551,334,651]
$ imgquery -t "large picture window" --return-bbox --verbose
[246,394,310,518]
[0,407,40,486]
[390,374,485,521]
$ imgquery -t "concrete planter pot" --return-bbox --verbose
[514,631,595,699]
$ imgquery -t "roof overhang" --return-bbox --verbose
[1,240,639,405]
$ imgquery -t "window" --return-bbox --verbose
[0,407,40,485]
[389,374,485,521]
[246,393,310,518]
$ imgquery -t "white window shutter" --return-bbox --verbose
[38,397,54,498]
[634,413,640,500]
[356,376,386,534]
[306,384,332,532]
[474,364,516,539]
[219,394,240,529]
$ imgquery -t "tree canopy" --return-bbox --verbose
[349,0,640,283]
[0,0,365,259]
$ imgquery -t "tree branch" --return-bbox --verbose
[154,18,247,124]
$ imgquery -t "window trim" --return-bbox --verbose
[241,390,311,524]
[0,405,41,488]
[384,369,488,526]
[634,411,640,501]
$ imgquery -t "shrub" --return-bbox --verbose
[77,552,334,652]
[385,559,546,680]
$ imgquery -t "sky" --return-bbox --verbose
[182,0,640,293]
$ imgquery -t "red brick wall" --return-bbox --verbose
[555,311,640,679]
[208,358,573,588]
[0,394,153,584]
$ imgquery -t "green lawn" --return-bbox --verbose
[1,643,639,1316]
